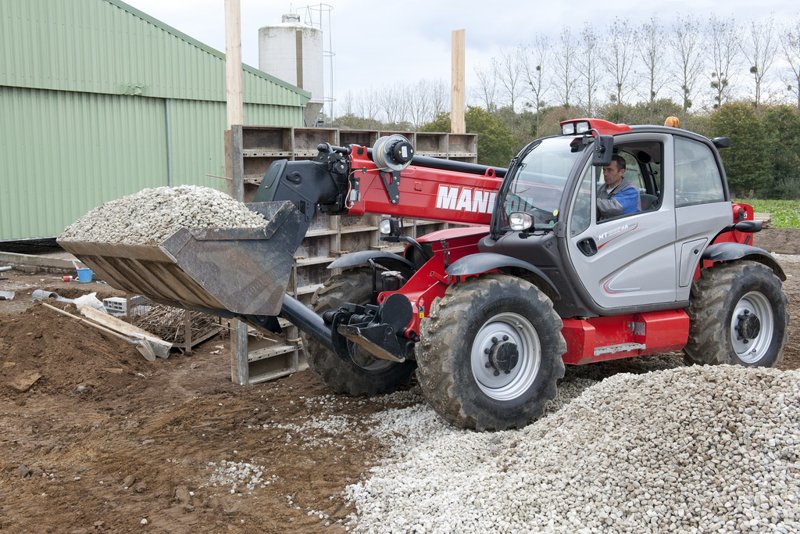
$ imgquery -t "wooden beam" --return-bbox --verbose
[224,0,250,383]
[225,0,243,129]
[451,29,466,134]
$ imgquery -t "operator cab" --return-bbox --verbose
[485,118,733,318]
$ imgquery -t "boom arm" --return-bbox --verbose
[253,138,506,226]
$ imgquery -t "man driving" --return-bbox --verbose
[597,155,639,219]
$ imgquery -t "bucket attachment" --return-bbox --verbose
[58,201,308,317]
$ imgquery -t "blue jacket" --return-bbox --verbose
[597,180,639,219]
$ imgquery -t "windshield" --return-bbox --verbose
[498,136,588,231]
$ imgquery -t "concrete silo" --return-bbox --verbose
[259,14,324,126]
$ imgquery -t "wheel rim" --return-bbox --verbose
[470,312,541,401]
[730,291,775,364]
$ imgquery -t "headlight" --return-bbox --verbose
[509,212,533,231]
[561,123,576,135]
[380,218,403,236]
[575,121,590,134]
[379,218,395,235]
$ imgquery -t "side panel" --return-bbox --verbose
[562,311,689,365]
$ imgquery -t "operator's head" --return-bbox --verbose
[603,155,626,187]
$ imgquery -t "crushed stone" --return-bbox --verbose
[348,365,800,533]
[59,185,267,245]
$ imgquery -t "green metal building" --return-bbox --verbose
[0,0,310,241]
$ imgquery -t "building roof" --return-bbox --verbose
[0,0,311,107]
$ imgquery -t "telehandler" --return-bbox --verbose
[60,119,788,430]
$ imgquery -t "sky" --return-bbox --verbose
[120,0,799,117]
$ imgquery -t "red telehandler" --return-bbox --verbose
[60,119,788,430]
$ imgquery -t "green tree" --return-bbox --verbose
[331,113,385,130]
[599,99,683,126]
[419,108,518,167]
[709,102,771,197]
[494,106,537,150]
[762,105,800,198]
[418,112,450,132]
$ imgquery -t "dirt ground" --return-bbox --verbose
[0,227,798,533]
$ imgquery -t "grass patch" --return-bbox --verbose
[736,199,800,229]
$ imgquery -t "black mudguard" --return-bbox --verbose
[445,252,560,298]
[703,242,786,281]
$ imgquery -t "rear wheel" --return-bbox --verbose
[303,268,416,395]
[417,275,566,431]
[684,261,788,367]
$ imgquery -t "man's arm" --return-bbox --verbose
[615,187,640,215]
[597,196,624,218]
[597,186,639,219]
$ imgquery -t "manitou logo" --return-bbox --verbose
[435,186,497,214]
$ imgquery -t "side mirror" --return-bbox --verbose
[712,137,731,149]
[592,135,614,166]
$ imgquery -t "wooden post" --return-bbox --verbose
[451,29,466,134]
[225,0,243,132]
[225,0,249,385]
[183,309,193,355]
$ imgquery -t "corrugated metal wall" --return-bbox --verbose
[0,0,309,240]
[0,87,307,240]
[0,87,167,239]
[0,0,310,106]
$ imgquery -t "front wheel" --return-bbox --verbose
[684,261,788,367]
[417,275,566,431]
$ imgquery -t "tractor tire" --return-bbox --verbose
[303,268,416,396]
[417,274,566,431]
[684,261,788,367]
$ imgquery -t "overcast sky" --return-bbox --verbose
[121,0,798,116]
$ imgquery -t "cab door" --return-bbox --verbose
[673,136,732,300]
[566,133,678,310]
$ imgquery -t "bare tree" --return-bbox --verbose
[575,25,601,114]
[781,19,800,108]
[603,17,636,106]
[553,27,578,108]
[636,18,669,104]
[671,15,705,112]
[707,15,740,108]
[742,17,779,108]
[379,85,408,124]
[496,46,526,111]
[521,35,550,133]
[355,87,381,121]
[430,79,448,118]
[473,62,499,112]
[341,90,355,117]
[406,80,433,129]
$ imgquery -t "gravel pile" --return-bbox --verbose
[348,365,800,533]
[59,185,267,245]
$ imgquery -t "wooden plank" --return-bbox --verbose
[80,306,172,359]
[41,302,158,362]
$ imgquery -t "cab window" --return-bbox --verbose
[675,137,725,207]
[594,143,664,221]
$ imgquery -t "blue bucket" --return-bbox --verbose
[76,268,94,283]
